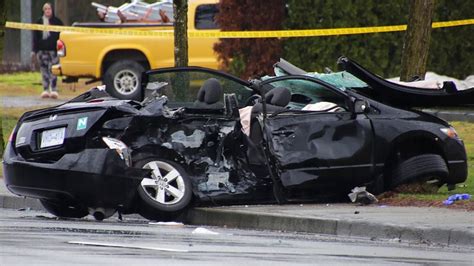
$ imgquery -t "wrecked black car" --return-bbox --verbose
[3,62,468,221]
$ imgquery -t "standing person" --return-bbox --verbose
[32,3,63,99]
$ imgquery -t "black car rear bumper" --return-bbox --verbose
[3,142,148,210]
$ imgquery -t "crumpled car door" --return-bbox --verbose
[258,76,375,190]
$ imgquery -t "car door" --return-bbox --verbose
[258,76,374,189]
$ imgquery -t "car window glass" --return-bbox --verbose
[195,4,219,29]
[264,78,349,111]
[146,70,253,108]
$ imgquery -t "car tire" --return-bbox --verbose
[40,199,88,218]
[103,60,144,100]
[390,153,448,188]
[135,159,193,221]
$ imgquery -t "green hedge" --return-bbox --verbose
[283,0,473,79]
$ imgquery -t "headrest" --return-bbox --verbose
[265,87,291,107]
[197,78,223,104]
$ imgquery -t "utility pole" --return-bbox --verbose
[400,0,435,81]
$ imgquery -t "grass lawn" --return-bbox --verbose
[0,72,96,97]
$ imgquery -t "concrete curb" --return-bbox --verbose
[185,208,474,247]
[1,194,473,247]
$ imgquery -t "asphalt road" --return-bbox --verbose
[1,209,473,265]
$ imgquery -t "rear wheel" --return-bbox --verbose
[135,159,192,221]
[103,60,144,100]
[40,199,88,219]
[390,153,448,189]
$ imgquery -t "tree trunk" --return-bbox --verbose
[400,0,435,81]
[173,0,188,67]
[172,0,189,101]
[54,0,70,25]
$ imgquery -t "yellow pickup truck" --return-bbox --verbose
[52,0,219,100]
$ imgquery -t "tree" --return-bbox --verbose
[214,0,285,78]
[54,0,70,25]
[428,0,473,79]
[400,0,435,81]
[172,0,188,101]
[284,0,408,77]
[0,0,5,61]
[173,0,188,67]
[283,0,471,79]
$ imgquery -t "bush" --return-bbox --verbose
[283,0,473,79]
[214,0,285,78]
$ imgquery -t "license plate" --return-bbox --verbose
[40,127,66,148]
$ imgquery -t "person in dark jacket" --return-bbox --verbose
[32,2,63,99]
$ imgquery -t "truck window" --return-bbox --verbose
[195,4,219,29]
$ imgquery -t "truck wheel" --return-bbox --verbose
[390,154,448,189]
[135,159,193,221]
[103,60,144,100]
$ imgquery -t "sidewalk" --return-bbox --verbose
[1,179,473,247]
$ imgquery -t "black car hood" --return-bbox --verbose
[274,57,473,108]
[337,57,474,107]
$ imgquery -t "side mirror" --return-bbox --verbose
[354,99,370,114]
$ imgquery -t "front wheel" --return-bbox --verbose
[390,153,448,189]
[103,60,144,100]
[40,199,88,219]
[136,159,193,221]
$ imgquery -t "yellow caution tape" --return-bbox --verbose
[5,22,175,37]
[6,19,474,39]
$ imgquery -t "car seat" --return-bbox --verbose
[193,78,224,109]
[247,87,291,165]
[251,86,291,114]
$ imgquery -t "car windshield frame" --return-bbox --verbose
[141,66,255,108]
[257,74,354,116]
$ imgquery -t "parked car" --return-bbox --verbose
[3,62,468,221]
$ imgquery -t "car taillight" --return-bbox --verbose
[57,40,66,57]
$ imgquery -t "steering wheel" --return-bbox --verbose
[244,94,262,106]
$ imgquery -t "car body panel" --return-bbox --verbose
[3,62,469,219]
[264,112,374,189]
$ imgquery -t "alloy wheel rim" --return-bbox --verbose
[114,70,138,95]
[140,161,186,205]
